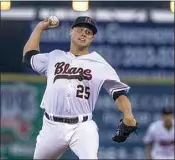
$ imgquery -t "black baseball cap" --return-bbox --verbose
[71,16,97,35]
[161,107,173,115]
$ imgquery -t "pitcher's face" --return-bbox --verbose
[70,26,94,48]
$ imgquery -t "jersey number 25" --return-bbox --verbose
[76,85,90,99]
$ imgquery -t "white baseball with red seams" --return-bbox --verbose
[31,50,130,159]
[48,15,59,26]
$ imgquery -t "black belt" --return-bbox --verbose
[44,112,88,124]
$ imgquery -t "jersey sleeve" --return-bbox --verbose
[102,64,130,97]
[30,53,49,76]
[143,124,155,144]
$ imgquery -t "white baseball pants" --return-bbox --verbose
[33,115,99,159]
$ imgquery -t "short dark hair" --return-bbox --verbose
[161,106,174,115]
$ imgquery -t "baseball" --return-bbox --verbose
[48,15,59,27]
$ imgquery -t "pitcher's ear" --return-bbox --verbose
[69,29,73,36]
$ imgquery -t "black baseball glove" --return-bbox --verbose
[112,119,138,143]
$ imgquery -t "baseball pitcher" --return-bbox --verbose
[23,16,138,159]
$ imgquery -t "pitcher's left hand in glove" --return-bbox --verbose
[112,119,138,143]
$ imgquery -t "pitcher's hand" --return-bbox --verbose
[36,17,59,31]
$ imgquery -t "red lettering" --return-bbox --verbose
[83,69,92,80]
[160,140,175,146]
[77,68,83,74]
[68,67,78,74]
[54,62,92,81]
[62,64,70,74]
[54,62,65,75]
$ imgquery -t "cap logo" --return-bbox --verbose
[85,17,92,23]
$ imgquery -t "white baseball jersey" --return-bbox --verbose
[30,50,130,116]
[143,120,175,159]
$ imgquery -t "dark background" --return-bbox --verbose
[0,1,174,159]
[0,1,173,73]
